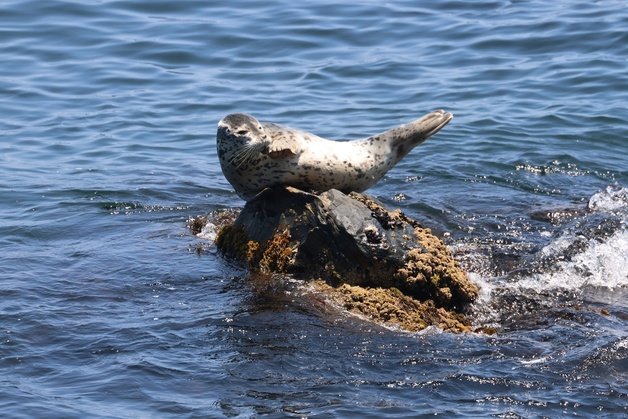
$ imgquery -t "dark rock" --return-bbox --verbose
[215,186,479,330]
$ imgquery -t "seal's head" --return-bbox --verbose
[217,113,270,173]
[217,113,268,148]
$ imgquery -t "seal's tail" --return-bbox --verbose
[369,109,453,162]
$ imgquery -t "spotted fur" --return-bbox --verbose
[216,110,453,201]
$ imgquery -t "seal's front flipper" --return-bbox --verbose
[268,138,299,158]
[262,122,302,158]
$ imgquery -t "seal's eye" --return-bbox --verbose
[236,130,248,135]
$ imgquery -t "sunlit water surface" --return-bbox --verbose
[1,1,626,417]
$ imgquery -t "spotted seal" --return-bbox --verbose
[216,110,453,201]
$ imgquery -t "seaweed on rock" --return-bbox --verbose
[213,186,479,332]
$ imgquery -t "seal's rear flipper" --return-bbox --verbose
[368,110,453,161]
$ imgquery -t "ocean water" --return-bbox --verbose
[1,0,626,417]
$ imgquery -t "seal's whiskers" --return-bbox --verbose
[230,142,264,170]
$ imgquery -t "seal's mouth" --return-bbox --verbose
[421,109,453,138]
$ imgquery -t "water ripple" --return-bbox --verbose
[1,0,627,417]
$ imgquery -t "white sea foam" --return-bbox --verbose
[506,186,628,291]
[587,185,628,213]
[467,272,495,304]
[512,186,628,292]
[539,232,579,258]
[196,222,218,242]
[517,228,627,292]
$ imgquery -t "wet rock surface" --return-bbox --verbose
[213,186,479,332]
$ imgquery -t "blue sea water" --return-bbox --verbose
[1,0,626,417]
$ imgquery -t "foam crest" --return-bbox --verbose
[517,228,627,291]
[588,185,628,213]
